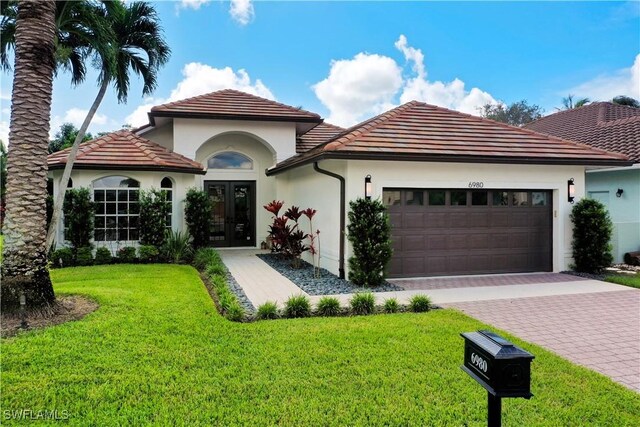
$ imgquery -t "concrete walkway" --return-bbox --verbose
[219,249,639,392]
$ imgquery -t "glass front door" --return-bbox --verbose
[205,181,256,247]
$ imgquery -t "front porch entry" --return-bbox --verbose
[205,181,256,247]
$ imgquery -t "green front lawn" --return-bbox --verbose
[2,265,638,425]
[605,273,640,289]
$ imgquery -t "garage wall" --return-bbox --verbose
[344,160,586,275]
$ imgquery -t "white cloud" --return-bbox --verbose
[49,108,113,139]
[125,62,274,127]
[566,54,640,102]
[230,0,254,25]
[177,0,211,11]
[0,119,8,145]
[313,35,497,127]
[313,53,403,126]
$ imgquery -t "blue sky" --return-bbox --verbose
[1,0,639,141]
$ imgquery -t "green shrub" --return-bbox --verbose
[408,294,431,313]
[139,189,171,247]
[256,301,279,320]
[206,262,226,277]
[185,189,212,249]
[50,247,73,268]
[350,292,375,315]
[138,245,160,263]
[570,198,614,273]
[193,248,220,271]
[283,295,311,318]
[75,247,94,266]
[94,247,112,265]
[63,187,95,252]
[226,302,245,322]
[162,230,193,263]
[383,298,400,313]
[347,198,392,287]
[117,246,137,263]
[316,296,341,316]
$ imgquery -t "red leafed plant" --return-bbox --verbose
[265,201,313,268]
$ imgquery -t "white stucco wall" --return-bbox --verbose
[141,124,173,151]
[48,169,197,251]
[279,159,586,277]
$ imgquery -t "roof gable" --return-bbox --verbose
[524,102,640,162]
[269,101,631,174]
[149,89,322,126]
[47,130,206,174]
[296,122,345,153]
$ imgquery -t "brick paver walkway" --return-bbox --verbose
[445,290,640,392]
[392,272,586,291]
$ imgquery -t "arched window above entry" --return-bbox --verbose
[207,152,253,170]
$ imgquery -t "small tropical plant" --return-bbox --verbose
[162,230,193,263]
[225,302,245,322]
[185,189,212,249]
[139,189,171,247]
[283,295,311,318]
[256,301,279,320]
[570,198,614,273]
[75,247,94,266]
[264,201,313,268]
[316,296,341,316]
[408,295,431,313]
[193,248,220,271]
[63,187,95,254]
[383,298,400,313]
[349,292,376,315]
[138,245,160,263]
[50,247,74,268]
[94,247,112,265]
[302,208,321,278]
[347,198,393,287]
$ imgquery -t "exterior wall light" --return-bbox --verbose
[616,188,624,198]
[365,175,372,200]
[568,178,575,203]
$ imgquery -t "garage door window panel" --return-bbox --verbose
[405,190,424,206]
[451,190,468,206]
[512,191,529,206]
[492,191,509,207]
[428,190,446,206]
[383,190,401,206]
[471,191,488,206]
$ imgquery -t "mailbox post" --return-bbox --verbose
[461,330,534,427]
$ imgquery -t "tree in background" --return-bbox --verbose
[559,94,590,110]
[479,100,544,126]
[0,140,6,231]
[46,1,171,251]
[612,95,640,108]
[49,123,93,154]
[346,198,393,287]
[1,0,57,310]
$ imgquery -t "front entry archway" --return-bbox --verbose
[206,181,256,247]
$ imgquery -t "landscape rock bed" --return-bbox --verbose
[226,271,255,314]
[257,253,404,295]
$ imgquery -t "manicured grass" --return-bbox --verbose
[2,265,639,425]
[605,273,640,289]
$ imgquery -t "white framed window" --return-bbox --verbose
[93,176,140,242]
[161,177,173,230]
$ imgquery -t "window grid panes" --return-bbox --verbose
[93,177,140,242]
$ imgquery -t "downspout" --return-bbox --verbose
[313,162,346,279]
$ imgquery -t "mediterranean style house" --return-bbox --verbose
[48,90,630,278]
[525,102,640,263]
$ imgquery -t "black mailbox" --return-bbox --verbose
[461,330,534,398]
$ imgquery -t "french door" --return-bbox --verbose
[205,181,256,247]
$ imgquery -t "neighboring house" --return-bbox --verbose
[48,90,630,278]
[525,102,640,263]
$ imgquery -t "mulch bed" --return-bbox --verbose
[1,296,98,338]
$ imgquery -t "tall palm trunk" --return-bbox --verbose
[1,0,57,310]
[46,77,109,251]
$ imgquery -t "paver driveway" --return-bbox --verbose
[445,289,640,392]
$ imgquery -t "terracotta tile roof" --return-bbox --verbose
[524,102,640,162]
[47,130,206,174]
[296,122,345,153]
[149,89,322,124]
[268,101,631,174]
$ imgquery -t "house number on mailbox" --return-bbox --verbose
[468,181,484,188]
[471,353,488,372]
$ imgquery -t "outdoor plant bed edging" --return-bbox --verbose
[0,295,99,338]
[256,253,404,295]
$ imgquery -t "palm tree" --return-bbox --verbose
[45,1,170,250]
[559,94,590,110]
[1,0,57,310]
[612,95,640,108]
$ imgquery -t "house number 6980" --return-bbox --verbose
[468,182,484,188]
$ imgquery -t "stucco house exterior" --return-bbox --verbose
[525,102,640,263]
[48,90,630,278]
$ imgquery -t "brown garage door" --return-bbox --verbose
[385,189,552,278]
